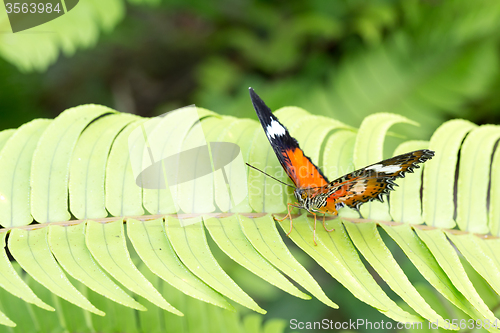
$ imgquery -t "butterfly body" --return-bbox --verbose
[293,187,329,213]
[249,88,434,243]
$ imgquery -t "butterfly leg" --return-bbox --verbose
[322,214,335,232]
[274,202,299,236]
[310,212,318,246]
[354,206,364,219]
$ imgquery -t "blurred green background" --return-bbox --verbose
[1,0,500,331]
[2,0,500,135]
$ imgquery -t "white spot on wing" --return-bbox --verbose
[365,164,401,174]
[266,118,286,139]
[351,183,366,193]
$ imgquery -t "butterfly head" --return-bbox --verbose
[294,188,307,201]
[293,188,307,209]
[294,187,324,212]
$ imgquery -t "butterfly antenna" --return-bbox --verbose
[245,163,295,188]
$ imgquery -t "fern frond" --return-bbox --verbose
[0,106,498,331]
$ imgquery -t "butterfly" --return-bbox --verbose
[248,88,435,244]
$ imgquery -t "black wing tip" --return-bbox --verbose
[248,87,273,120]
[345,149,435,210]
[249,87,264,106]
[414,149,435,166]
[249,87,256,98]
[248,87,297,146]
[389,149,434,181]
[420,149,435,160]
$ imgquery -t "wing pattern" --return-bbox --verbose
[248,88,434,218]
[249,88,329,188]
[320,150,434,212]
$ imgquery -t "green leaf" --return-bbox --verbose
[213,118,257,214]
[165,216,265,314]
[0,130,15,149]
[0,265,37,330]
[354,113,418,166]
[322,130,359,219]
[414,228,498,326]
[204,215,310,300]
[126,218,232,310]
[205,115,249,214]
[48,222,145,311]
[353,113,418,220]
[248,125,286,213]
[322,129,357,180]
[69,113,137,220]
[389,141,429,224]
[8,227,104,316]
[85,220,182,315]
[23,267,66,332]
[490,147,500,237]
[177,117,227,214]
[456,125,500,233]
[380,224,482,321]
[0,119,50,227]
[342,221,449,328]
[0,232,53,311]
[477,239,500,275]
[239,215,338,309]
[423,119,477,228]
[140,108,218,215]
[31,105,116,223]
[278,215,428,323]
[0,0,125,71]
[446,233,500,296]
[286,114,350,167]
[0,304,16,328]
[105,119,146,217]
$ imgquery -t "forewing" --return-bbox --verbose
[249,88,329,188]
[323,149,434,210]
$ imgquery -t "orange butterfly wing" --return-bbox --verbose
[279,146,329,188]
[318,149,434,214]
[250,88,329,188]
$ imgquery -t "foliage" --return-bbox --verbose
[0,261,286,333]
[0,106,498,332]
[1,0,500,332]
[0,0,124,71]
